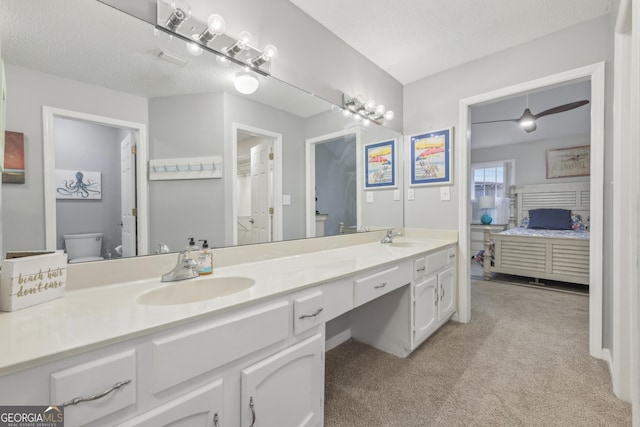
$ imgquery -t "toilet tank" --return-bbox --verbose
[63,233,103,260]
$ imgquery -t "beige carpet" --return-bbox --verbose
[324,280,631,426]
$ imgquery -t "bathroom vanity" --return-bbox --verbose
[0,229,457,426]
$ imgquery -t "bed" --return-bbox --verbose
[480,182,590,286]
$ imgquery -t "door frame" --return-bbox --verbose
[230,123,282,246]
[42,106,149,255]
[304,128,361,238]
[456,63,606,359]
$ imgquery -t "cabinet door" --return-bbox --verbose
[413,275,438,346]
[241,333,323,427]
[438,266,456,321]
[118,380,223,427]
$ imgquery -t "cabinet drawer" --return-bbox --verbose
[426,249,449,273]
[151,301,289,393]
[323,277,353,321]
[354,264,408,307]
[293,291,325,335]
[51,350,136,426]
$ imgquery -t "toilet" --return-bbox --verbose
[63,233,104,263]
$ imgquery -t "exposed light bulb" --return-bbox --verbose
[207,14,226,35]
[353,114,363,122]
[238,31,256,48]
[342,109,353,118]
[365,100,376,112]
[216,50,230,66]
[363,118,371,126]
[384,110,395,121]
[375,104,386,115]
[234,72,259,95]
[186,34,203,56]
[165,0,191,31]
[251,44,279,66]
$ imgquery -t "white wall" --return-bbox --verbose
[2,64,148,251]
[403,15,615,348]
[99,0,403,132]
[54,117,122,258]
[471,134,591,187]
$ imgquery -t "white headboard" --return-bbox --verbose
[508,182,590,228]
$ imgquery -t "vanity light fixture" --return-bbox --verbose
[225,31,256,57]
[234,71,259,95]
[164,0,191,31]
[250,44,279,67]
[341,94,395,125]
[197,14,226,44]
[186,34,203,56]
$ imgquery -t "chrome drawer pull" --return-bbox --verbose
[441,287,445,300]
[214,412,219,427]
[449,254,456,258]
[374,282,388,289]
[249,397,256,427]
[416,267,426,272]
[299,307,324,319]
[434,287,438,306]
[60,379,132,407]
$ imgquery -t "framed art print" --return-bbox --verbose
[364,139,396,189]
[410,128,452,186]
[546,145,590,179]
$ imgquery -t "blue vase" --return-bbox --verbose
[481,213,493,225]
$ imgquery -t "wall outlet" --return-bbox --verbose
[282,194,291,205]
[366,192,374,203]
[408,188,415,200]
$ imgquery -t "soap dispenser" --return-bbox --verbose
[186,237,199,257]
[197,240,214,275]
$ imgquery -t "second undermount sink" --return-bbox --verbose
[137,276,255,306]
[387,241,425,248]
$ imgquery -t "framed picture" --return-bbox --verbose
[409,128,452,186]
[2,131,25,184]
[55,169,102,200]
[364,139,396,189]
[546,145,590,179]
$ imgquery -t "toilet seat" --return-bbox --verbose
[69,256,104,264]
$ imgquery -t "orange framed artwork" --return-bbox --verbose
[3,131,25,184]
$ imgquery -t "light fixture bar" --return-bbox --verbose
[341,93,394,126]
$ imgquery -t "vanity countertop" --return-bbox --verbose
[0,234,456,375]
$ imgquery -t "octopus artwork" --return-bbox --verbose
[56,171,102,199]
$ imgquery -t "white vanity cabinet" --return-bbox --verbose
[411,246,457,348]
[240,333,324,427]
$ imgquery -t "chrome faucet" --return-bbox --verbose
[381,229,402,243]
[161,251,199,282]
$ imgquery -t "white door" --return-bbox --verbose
[413,275,439,346]
[241,333,324,427]
[438,266,456,321]
[120,132,136,257]
[250,140,274,244]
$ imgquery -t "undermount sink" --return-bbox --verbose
[137,276,255,306]
[387,241,425,248]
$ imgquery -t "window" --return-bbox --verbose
[470,160,515,225]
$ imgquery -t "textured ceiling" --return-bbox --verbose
[289,0,611,84]
[0,0,330,118]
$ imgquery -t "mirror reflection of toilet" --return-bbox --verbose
[63,233,104,263]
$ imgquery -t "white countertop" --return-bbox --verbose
[0,235,456,375]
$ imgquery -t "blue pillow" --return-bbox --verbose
[528,208,573,230]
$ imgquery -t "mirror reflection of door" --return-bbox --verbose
[54,116,137,260]
[314,135,357,236]
[236,131,276,245]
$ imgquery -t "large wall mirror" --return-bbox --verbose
[0,0,403,261]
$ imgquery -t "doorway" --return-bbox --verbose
[457,63,606,359]
[231,123,283,246]
[43,107,149,257]
[305,128,362,238]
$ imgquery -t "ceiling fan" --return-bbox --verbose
[472,100,590,133]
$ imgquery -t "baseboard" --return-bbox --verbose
[325,329,351,351]
[603,348,614,380]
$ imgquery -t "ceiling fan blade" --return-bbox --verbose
[472,118,519,125]
[533,100,590,119]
